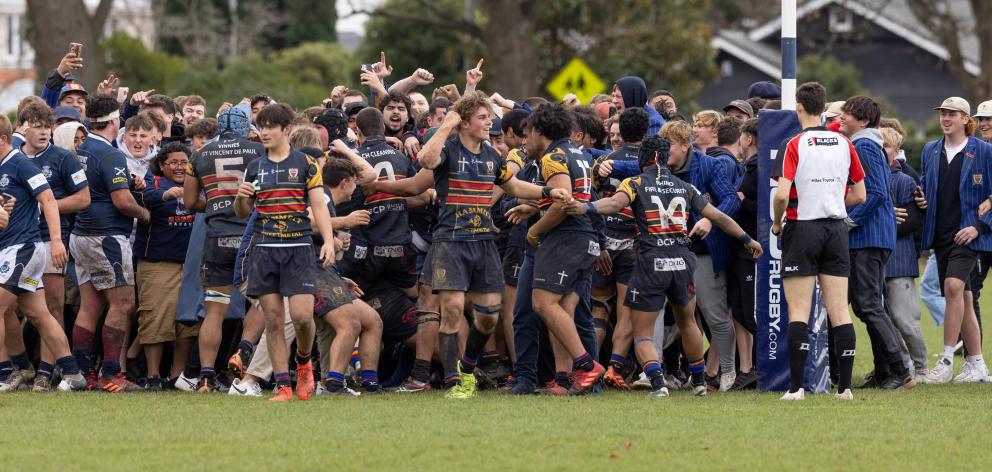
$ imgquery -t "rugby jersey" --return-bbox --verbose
[432,137,512,241]
[537,138,595,235]
[189,132,264,237]
[772,127,864,221]
[349,137,416,246]
[594,144,638,239]
[243,149,322,245]
[0,149,51,247]
[22,143,87,242]
[617,166,708,250]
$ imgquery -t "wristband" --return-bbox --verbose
[541,186,552,199]
[738,233,753,245]
[586,202,597,215]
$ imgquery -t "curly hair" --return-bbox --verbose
[618,107,649,143]
[524,102,572,142]
[639,135,671,171]
[450,91,494,125]
[149,141,191,176]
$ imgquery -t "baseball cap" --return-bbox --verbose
[747,81,781,100]
[489,117,503,136]
[58,83,87,102]
[824,101,845,118]
[935,96,971,115]
[314,108,349,142]
[53,105,82,123]
[974,100,992,118]
[722,100,753,118]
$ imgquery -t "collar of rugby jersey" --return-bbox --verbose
[20,142,52,159]
[0,148,19,167]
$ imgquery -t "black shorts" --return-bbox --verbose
[533,231,599,295]
[200,236,242,287]
[336,241,417,291]
[502,244,525,287]
[246,245,316,298]
[313,266,356,317]
[727,255,756,335]
[363,284,417,345]
[421,239,503,294]
[781,219,850,278]
[936,244,978,295]
[591,246,636,289]
[624,249,696,312]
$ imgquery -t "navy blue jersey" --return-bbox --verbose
[595,144,638,237]
[134,175,194,262]
[73,133,135,236]
[243,150,321,245]
[188,133,264,237]
[432,138,512,241]
[537,138,595,235]
[23,143,87,242]
[350,137,416,245]
[0,149,51,246]
[617,168,708,251]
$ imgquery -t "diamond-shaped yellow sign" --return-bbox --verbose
[546,58,606,104]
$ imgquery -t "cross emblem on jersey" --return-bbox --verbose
[458,155,471,173]
[629,288,639,302]
[256,168,269,183]
[557,270,569,285]
[512,264,521,278]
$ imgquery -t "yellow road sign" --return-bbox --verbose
[546,58,606,104]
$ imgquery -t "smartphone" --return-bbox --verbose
[69,42,82,57]
[361,64,372,72]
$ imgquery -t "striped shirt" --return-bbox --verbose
[243,150,322,245]
[432,138,512,241]
[538,138,595,235]
[188,133,264,237]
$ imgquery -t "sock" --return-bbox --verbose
[610,354,626,371]
[237,340,254,359]
[966,354,985,365]
[572,352,593,372]
[351,349,360,367]
[100,360,121,377]
[833,323,856,392]
[688,357,705,376]
[199,367,215,379]
[461,323,490,372]
[10,351,30,370]
[942,345,955,361]
[56,356,81,376]
[274,372,291,388]
[555,371,572,389]
[295,352,311,367]
[324,371,345,391]
[439,332,461,387]
[72,326,96,374]
[481,350,500,366]
[643,360,664,389]
[360,370,379,391]
[37,361,54,380]
[411,359,431,383]
[0,360,12,381]
[101,325,126,374]
[787,322,809,393]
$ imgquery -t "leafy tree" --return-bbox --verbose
[101,33,188,93]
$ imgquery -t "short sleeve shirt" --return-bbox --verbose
[0,149,51,247]
[243,150,322,245]
[431,138,512,241]
[537,138,595,235]
[772,127,865,220]
[23,143,87,241]
[617,168,708,250]
[73,133,135,236]
[189,133,264,237]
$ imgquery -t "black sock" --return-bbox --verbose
[439,332,461,387]
[833,323,856,392]
[411,359,431,383]
[555,371,572,389]
[461,323,490,372]
[295,353,311,367]
[788,322,809,393]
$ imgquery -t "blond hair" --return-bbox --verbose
[660,120,692,145]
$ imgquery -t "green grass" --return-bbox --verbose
[1,293,990,470]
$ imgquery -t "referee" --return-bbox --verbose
[771,82,867,401]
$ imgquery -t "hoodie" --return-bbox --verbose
[846,127,896,250]
[614,76,665,136]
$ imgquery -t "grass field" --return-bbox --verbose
[1,296,990,470]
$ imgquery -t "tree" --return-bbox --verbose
[25,0,114,90]
[902,0,991,102]
[347,0,716,102]
[102,33,188,93]
[798,54,870,101]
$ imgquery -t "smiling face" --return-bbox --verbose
[939,109,967,138]
[161,151,189,184]
[59,92,87,116]
[460,105,492,143]
[692,121,715,149]
[609,122,622,149]
[979,117,992,142]
[838,112,866,137]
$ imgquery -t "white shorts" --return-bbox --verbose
[69,234,135,291]
[0,242,47,294]
[43,240,67,275]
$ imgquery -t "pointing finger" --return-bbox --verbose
[475,58,484,70]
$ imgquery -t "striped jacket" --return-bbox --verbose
[846,130,896,251]
[920,136,992,251]
[886,164,920,278]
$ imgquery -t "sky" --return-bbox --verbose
[336,0,381,35]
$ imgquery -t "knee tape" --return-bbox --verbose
[473,304,501,315]
[416,311,440,325]
[635,337,655,346]
[205,290,231,305]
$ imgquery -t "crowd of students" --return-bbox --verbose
[0,44,988,401]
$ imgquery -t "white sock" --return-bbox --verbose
[942,345,956,361]
[966,355,984,365]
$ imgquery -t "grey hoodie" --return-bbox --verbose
[849,127,884,147]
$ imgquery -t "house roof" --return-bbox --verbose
[740,0,979,76]
[712,30,781,77]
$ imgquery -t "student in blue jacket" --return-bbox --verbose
[917,97,992,384]
[134,142,195,391]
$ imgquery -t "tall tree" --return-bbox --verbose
[25,0,114,90]
[348,0,716,102]
[903,0,992,102]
